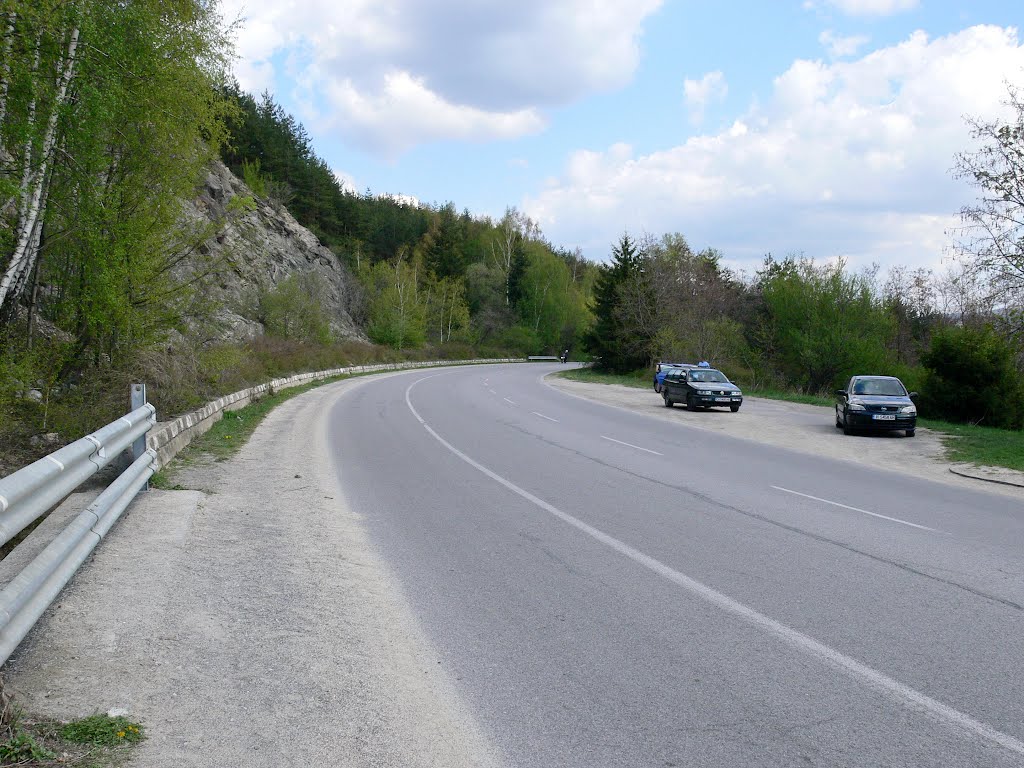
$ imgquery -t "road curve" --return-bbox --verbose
[330,362,1024,768]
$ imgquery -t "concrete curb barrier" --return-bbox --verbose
[948,464,1024,489]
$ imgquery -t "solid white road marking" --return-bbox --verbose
[503,397,517,406]
[403,374,1024,758]
[600,435,663,456]
[532,411,559,423]
[771,486,938,532]
[488,389,497,395]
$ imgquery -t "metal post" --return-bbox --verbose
[130,383,147,462]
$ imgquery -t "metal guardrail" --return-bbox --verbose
[0,358,521,667]
[0,401,157,665]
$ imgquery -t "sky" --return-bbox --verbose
[219,0,1024,276]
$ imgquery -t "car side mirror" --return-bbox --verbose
[836,389,847,397]
[908,391,918,399]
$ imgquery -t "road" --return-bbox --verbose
[330,362,1024,767]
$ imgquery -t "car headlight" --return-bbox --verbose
[732,392,742,397]
[847,401,866,411]
[900,405,917,415]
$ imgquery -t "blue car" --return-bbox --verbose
[653,362,695,393]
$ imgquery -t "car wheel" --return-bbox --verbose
[835,408,842,428]
[906,428,916,437]
[730,404,740,412]
[654,382,661,393]
[663,391,673,408]
[842,417,853,435]
[686,395,697,411]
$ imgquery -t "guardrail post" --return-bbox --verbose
[130,383,148,491]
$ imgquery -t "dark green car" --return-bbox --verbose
[662,367,743,412]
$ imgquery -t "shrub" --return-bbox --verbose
[257,274,333,345]
[920,325,1023,428]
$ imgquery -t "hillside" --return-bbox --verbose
[181,160,366,344]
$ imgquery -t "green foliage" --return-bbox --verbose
[517,243,590,351]
[920,325,1023,428]
[757,256,894,393]
[424,276,470,344]
[645,235,752,370]
[59,714,144,747]
[257,275,334,345]
[0,730,54,762]
[363,259,427,349]
[241,158,269,198]
[498,325,541,354]
[2,0,236,366]
[588,234,650,372]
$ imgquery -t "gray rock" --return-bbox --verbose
[176,161,367,343]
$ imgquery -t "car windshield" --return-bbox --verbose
[688,370,728,383]
[852,378,906,396]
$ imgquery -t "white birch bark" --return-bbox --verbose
[0,22,80,314]
[0,12,16,128]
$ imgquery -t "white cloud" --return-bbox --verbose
[819,29,870,58]
[332,170,358,195]
[812,0,919,16]
[221,0,663,155]
[322,72,546,157]
[683,71,728,125]
[523,25,1024,274]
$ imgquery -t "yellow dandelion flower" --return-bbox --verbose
[117,731,126,739]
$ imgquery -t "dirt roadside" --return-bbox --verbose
[545,376,1024,500]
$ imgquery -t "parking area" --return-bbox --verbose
[546,376,1024,498]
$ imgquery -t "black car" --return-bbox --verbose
[835,375,917,437]
[662,367,743,412]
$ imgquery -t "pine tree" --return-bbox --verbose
[587,234,647,372]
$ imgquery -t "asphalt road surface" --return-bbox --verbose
[330,362,1024,768]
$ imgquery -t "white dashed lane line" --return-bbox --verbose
[503,397,517,406]
[600,435,663,456]
[771,486,940,532]
[532,412,559,423]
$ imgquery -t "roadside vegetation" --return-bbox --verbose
[0,706,144,767]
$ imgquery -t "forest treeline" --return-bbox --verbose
[219,85,597,355]
[2,1,1022,467]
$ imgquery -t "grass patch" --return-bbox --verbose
[149,470,185,490]
[745,386,833,407]
[555,367,650,389]
[919,419,1024,471]
[0,711,144,767]
[60,714,144,746]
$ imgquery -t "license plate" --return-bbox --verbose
[873,414,896,420]
[715,397,731,402]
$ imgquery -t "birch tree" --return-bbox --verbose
[951,83,1024,313]
[0,1,81,318]
[1,0,235,361]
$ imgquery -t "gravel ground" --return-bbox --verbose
[545,377,1024,500]
[4,374,500,767]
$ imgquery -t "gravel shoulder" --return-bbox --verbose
[4,373,500,767]
[546,376,1024,500]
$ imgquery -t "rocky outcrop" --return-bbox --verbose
[181,160,366,343]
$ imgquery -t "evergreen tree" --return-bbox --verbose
[587,234,648,372]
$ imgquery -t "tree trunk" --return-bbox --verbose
[0,12,16,128]
[0,21,80,316]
